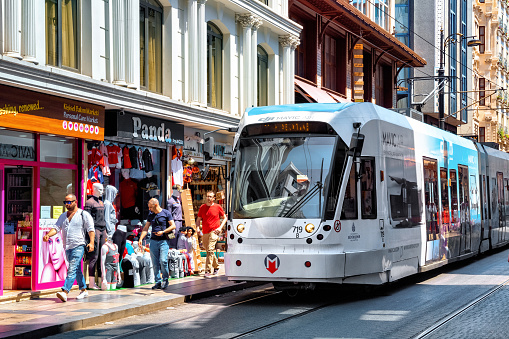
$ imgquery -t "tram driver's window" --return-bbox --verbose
[361,158,376,219]
[341,165,358,219]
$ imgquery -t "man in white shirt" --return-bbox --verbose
[44,194,95,302]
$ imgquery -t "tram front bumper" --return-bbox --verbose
[225,252,345,281]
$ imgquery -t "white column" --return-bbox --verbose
[237,14,253,109]
[125,0,136,88]
[289,40,299,104]
[279,35,292,104]
[251,18,262,107]
[4,0,21,59]
[198,0,207,105]
[112,0,126,85]
[188,0,199,103]
[21,0,37,63]
[279,35,299,104]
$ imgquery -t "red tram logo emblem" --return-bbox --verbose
[264,254,280,274]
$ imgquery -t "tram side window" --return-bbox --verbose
[387,157,421,226]
[458,166,470,225]
[325,142,348,220]
[450,170,459,227]
[360,158,376,219]
[341,165,358,219]
[440,168,450,227]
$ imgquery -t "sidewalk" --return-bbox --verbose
[0,268,259,339]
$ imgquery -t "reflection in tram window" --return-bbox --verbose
[387,157,420,227]
[341,165,358,220]
[450,170,459,231]
[424,158,439,241]
[440,168,449,232]
[360,158,376,219]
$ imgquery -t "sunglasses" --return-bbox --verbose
[63,200,76,205]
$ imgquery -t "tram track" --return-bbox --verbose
[107,285,338,339]
[413,277,509,338]
[106,285,279,339]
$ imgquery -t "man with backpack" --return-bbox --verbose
[43,194,95,302]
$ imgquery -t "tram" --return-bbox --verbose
[224,102,509,291]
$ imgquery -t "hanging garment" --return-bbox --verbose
[122,146,132,169]
[100,143,111,176]
[107,144,122,168]
[137,148,145,171]
[142,148,154,172]
[171,157,183,186]
[129,146,139,169]
[119,178,137,208]
[87,146,102,167]
[88,166,104,184]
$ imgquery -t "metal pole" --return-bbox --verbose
[438,29,445,130]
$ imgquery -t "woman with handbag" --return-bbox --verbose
[138,198,176,290]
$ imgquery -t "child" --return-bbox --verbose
[185,227,196,273]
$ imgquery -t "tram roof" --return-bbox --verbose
[246,103,355,116]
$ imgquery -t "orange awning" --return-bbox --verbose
[295,79,350,103]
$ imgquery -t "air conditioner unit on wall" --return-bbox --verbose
[391,107,424,122]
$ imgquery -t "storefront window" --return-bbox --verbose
[0,130,35,161]
[40,168,76,209]
[86,141,164,221]
[40,135,76,164]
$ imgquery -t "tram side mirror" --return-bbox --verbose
[204,136,214,161]
[348,133,365,158]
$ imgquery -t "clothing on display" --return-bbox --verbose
[129,146,138,169]
[99,143,111,176]
[122,146,132,169]
[107,144,122,168]
[102,241,120,286]
[142,149,154,172]
[171,157,183,186]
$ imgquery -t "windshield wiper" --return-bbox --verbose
[281,158,324,218]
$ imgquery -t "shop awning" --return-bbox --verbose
[295,79,351,103]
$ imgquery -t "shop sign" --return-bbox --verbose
[0,84,105,140]
[108,111,184,146]
[0,142,35,161]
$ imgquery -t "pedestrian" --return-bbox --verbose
[138,198,176,289]
[167,185,183,248]
[196,191,227,277]
[43,194,95,302]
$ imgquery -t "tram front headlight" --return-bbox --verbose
[237,224,245,233]
[305,223,315,233]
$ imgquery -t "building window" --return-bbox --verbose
[207,22,223,109]
[351,0,367,15]
[460,0,467,121]
[374,0,390,31]
[479,127,485,142]
[140,0,162,93]
[479,78,486,106]
[45,0,79,69]
[257,46,269,107]
[479,26,485,54]
[449,0,457,117]
[323,34,337,92]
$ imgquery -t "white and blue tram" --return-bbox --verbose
[224,102,509,290]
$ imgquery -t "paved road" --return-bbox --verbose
[47,247,509,339]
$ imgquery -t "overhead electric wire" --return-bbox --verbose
[359,0,506,92]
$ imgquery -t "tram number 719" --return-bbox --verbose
[293,226,303,238]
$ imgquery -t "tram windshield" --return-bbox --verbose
[233,136,336,219]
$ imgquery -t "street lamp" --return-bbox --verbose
[438,30,482,130]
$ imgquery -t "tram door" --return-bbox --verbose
[424,158,439,263]
[504,178,509,242]
[497,173,505,243]
[439,168,449,260]
[458,166,471,253]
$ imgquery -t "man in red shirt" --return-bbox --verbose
[196,191,226,277]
